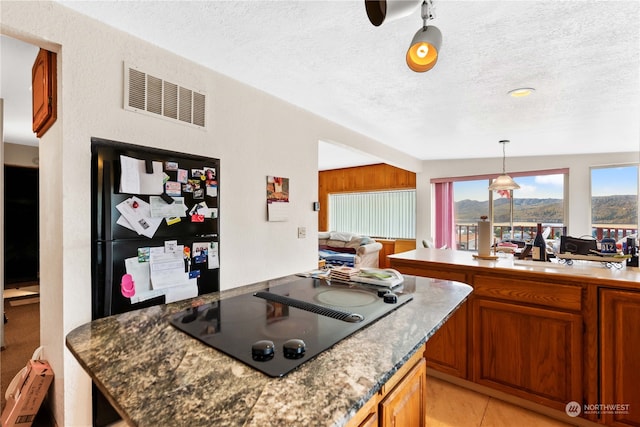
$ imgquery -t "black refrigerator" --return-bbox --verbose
[90,137,220,425]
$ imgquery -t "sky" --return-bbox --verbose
[454,166,638,202]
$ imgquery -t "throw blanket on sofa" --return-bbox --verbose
[318,249,355,267]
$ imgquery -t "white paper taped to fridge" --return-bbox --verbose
[116,197,162,238]
[119,155,164,195]
[149,251,190,289]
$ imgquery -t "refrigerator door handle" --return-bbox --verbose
[103,160,113,241]
[102,160,113,317]
[104,242,113,317]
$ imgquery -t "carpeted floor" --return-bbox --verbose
[1,297,41,414]
[1,299,40,408]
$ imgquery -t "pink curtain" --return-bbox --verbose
[434,182,456,249]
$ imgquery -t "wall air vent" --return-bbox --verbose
[124,63,206,129]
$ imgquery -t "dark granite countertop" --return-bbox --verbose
[66,275,472,426]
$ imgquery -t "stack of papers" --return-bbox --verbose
[329,266,360,282]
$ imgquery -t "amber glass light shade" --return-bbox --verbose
[406,26,442,72]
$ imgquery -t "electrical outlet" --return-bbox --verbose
[298,227,306,239]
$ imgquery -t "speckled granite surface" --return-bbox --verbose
[66,275,472,427]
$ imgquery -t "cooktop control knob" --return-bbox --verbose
[377,288,389,297]
[383,292,398,304]
[252,340,275,361]
[283,339,306,359]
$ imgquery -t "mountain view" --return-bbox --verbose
[455,195,638,225]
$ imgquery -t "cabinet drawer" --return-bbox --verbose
[473,275,582,311]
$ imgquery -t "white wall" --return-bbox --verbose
[0,2,416,426]
[416,151,640,244]
[3,142,39,167]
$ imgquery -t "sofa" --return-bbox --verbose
[318,231,383,269]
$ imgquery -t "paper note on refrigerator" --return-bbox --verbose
[149,250,191,289]
[116,196,162,238]
[119,155,164,195]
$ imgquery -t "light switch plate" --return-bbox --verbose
[298,227,306,239]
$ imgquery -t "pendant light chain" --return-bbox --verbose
[502,141,507,174]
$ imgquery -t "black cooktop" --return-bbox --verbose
[169,277,414,377]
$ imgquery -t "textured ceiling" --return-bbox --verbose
[3,1,640,170]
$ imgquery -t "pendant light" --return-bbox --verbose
[406,0,442,73]
[365,0,422,27]
[489,140,520,191]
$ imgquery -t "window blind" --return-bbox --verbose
[329,190,416,239]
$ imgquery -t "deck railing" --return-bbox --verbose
[455,223,637,251]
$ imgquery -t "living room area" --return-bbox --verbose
[318,162,418,270]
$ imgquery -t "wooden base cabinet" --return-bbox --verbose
[424,302,467,378]
[600,289,640,427]
[472,298,583,411]
[347,349,426,427]
[380,358,426,427]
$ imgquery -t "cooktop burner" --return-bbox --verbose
[169,277,414,377]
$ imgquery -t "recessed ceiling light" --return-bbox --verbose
[508,88,535,98]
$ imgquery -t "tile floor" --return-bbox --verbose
[426,376,577,427]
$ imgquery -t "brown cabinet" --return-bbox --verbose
[376,239,395,269]
[347,348,426,427]
[424,301,467,378]
[32,48,57,137]
[380,358,427,427]
[471,297,583,411]
[600,289,640,427]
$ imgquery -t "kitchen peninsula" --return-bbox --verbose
[66,274,471,426]
[390,248,640,427]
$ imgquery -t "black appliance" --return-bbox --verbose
[91,137,220,425]
[170,277,413,377]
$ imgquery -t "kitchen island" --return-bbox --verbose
[66,274,472,427]
[390,248,640,427]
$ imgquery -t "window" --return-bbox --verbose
[329,190,416,239]
[434,169,567,250]
[591,165,638,241]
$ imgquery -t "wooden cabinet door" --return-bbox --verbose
[32,48,57,137]
[471,298,582,411]
[380,358,426,427]
[600,289,640,427]
[425,301,467,378]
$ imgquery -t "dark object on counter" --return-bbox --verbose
[560,235,597,255]
[383,292,399,304]
[627,237,639,267]
[283,339,306,359]
[252,340,276,361]
[532,223,547,262]
[170,277,414,377]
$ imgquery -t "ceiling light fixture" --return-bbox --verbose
[508,87,535,98]
[406,0,442,73]
[489,140,520,191]
[365,0,422,26]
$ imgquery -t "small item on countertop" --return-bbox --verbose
[532,223,547,262]
[600,237,617,254]
[283,339,306,359]
[383,292,398,304]
[477,216,491,257]
[252,340,275,361]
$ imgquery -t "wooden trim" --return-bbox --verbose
[318,164,416,232]
[430,168,569,183]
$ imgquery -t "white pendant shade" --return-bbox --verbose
[489,174,521,191]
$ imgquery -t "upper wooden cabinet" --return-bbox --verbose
[32,48,57,137]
